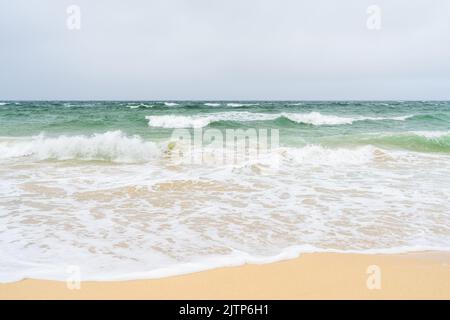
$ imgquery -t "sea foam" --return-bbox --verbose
[0,138,449,283]
[0,131,160,163]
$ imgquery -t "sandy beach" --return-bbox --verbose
[1,252,449,300]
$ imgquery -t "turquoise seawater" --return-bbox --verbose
[1,101,449,153]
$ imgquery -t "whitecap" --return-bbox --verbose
[204,103,221,107]
[0,131,160,163]
[282,112,354,125]
[164,102,179,107]
[128,104,153,109]
[145,112,277,128]
[226,103,259,107]
[144,112,414,128]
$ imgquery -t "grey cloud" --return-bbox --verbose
[0,0,449,100]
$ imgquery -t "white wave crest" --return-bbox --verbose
[145,111,413,128]
[164,102,179,107]
[146,115,211,128]
[204,103,221,107]
[128,104,153,109]
[226,103,259,107]
[282,112,354,125]
[0,102,9,106]
[0,131,160,163]
[145,112,278,128]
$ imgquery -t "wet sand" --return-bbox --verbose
[1,252,449,299]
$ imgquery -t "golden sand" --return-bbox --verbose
[1,252,449,300]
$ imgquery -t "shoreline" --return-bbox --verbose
[1,251,449,299]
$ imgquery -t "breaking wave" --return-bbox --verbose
[0,131,160,163]
[145,112,413,128]
[145,112,277,128]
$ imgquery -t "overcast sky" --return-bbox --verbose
[1,0,449,100]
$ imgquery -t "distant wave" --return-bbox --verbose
[406,113,448,122]
[128,103,153,109]
[226,103,259,107]
[145,112,277,128]
[0,102,9,106]
[284,113,412,125]
[145,112,413,128]
[283,112,354,125]
[0,131,160,163]
[164,102,179,107]
[204,103,221,107]
[146,115,213,128]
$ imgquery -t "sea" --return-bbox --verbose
[0,100,449,282]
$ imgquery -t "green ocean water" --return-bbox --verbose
[1,101,449,153]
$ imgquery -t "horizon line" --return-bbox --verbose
[2,99,450,102]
